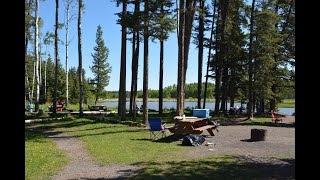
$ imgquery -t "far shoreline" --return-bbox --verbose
[97,98,295,108]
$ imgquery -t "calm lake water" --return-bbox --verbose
[99,101,295,115]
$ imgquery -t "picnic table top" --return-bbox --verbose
[179,117,211,123]
[174,116,212,123]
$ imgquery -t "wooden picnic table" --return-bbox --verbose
[168,116,218,136]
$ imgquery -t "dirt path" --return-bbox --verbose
[40,129,139,180]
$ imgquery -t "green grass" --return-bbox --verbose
[31,118,192,165]
[278,99,295,108]
[240,117,271,124]
[237,116,295,127]
[25,130,68,180]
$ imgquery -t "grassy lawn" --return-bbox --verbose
[25,130,68,180]
[239,117,272,124]
[278,99,295,108]
[237,116,295,127]
[31,118,191,165]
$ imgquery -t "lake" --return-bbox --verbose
[99,101,295,116]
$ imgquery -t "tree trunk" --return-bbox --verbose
[260,97,265,114]
[44,60,47,100]
[118,0,127,121]
[183,0,197,85]
[248,0,255,119]
[65,2,70,107]
[220,82,226,113]
[176,0,179,41]
[221,55,229,115]
[39,45,42,87]
[214,0,224,116]
[129,30,136,115]
[222,0,229,115]
[26,71,30,102]
[143,0,149,125]
[31,61,36,104]
[158,1,164,116]
[25,0,32,102]
[197,0,205,109]
[53,0,59,115]
[35,0,40,112]
[203,0,217,109]
[229,81,235,108]
[95,97,98,106]
[132,0,140,120]
[159,40,164,116]
[177,0,185,116]
[78,0,84,117]
[133,30,140,119]
[253,92,256,114]
[269,84,276,112]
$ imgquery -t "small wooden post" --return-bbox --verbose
[251,129,267,141]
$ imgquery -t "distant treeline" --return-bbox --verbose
[104,82,294,100]
[105,83,215,99]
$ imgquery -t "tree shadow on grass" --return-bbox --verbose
[47,155,295,180]
[131,134,186,143]
[123,156,295,180]
[31,128,147,139]
[132,134,215,145]
[26,118,148,139]
[28,117,120,130]
[25,129,51,143]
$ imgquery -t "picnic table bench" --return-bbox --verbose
[49,104,64,112]
[88,105,107,111]
[168,116,218,136]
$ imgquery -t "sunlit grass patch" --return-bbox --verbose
[25,130,68,180]
[278,99,295,108]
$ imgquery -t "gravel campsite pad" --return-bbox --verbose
[184,125,295,159]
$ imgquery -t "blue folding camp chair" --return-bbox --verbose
[148,117,166,141]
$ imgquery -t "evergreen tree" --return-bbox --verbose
[220,0,247,113]
[253,0,281,114]
[192,0,213,109]
[68,67,79,104]
[90,25,112,105]
[269,0,295,112]
[150,0,176,116]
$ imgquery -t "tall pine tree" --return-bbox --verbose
[90,25,112,105]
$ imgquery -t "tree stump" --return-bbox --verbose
[251,129,267,141]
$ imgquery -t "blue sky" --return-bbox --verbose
[37,0,213,91]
